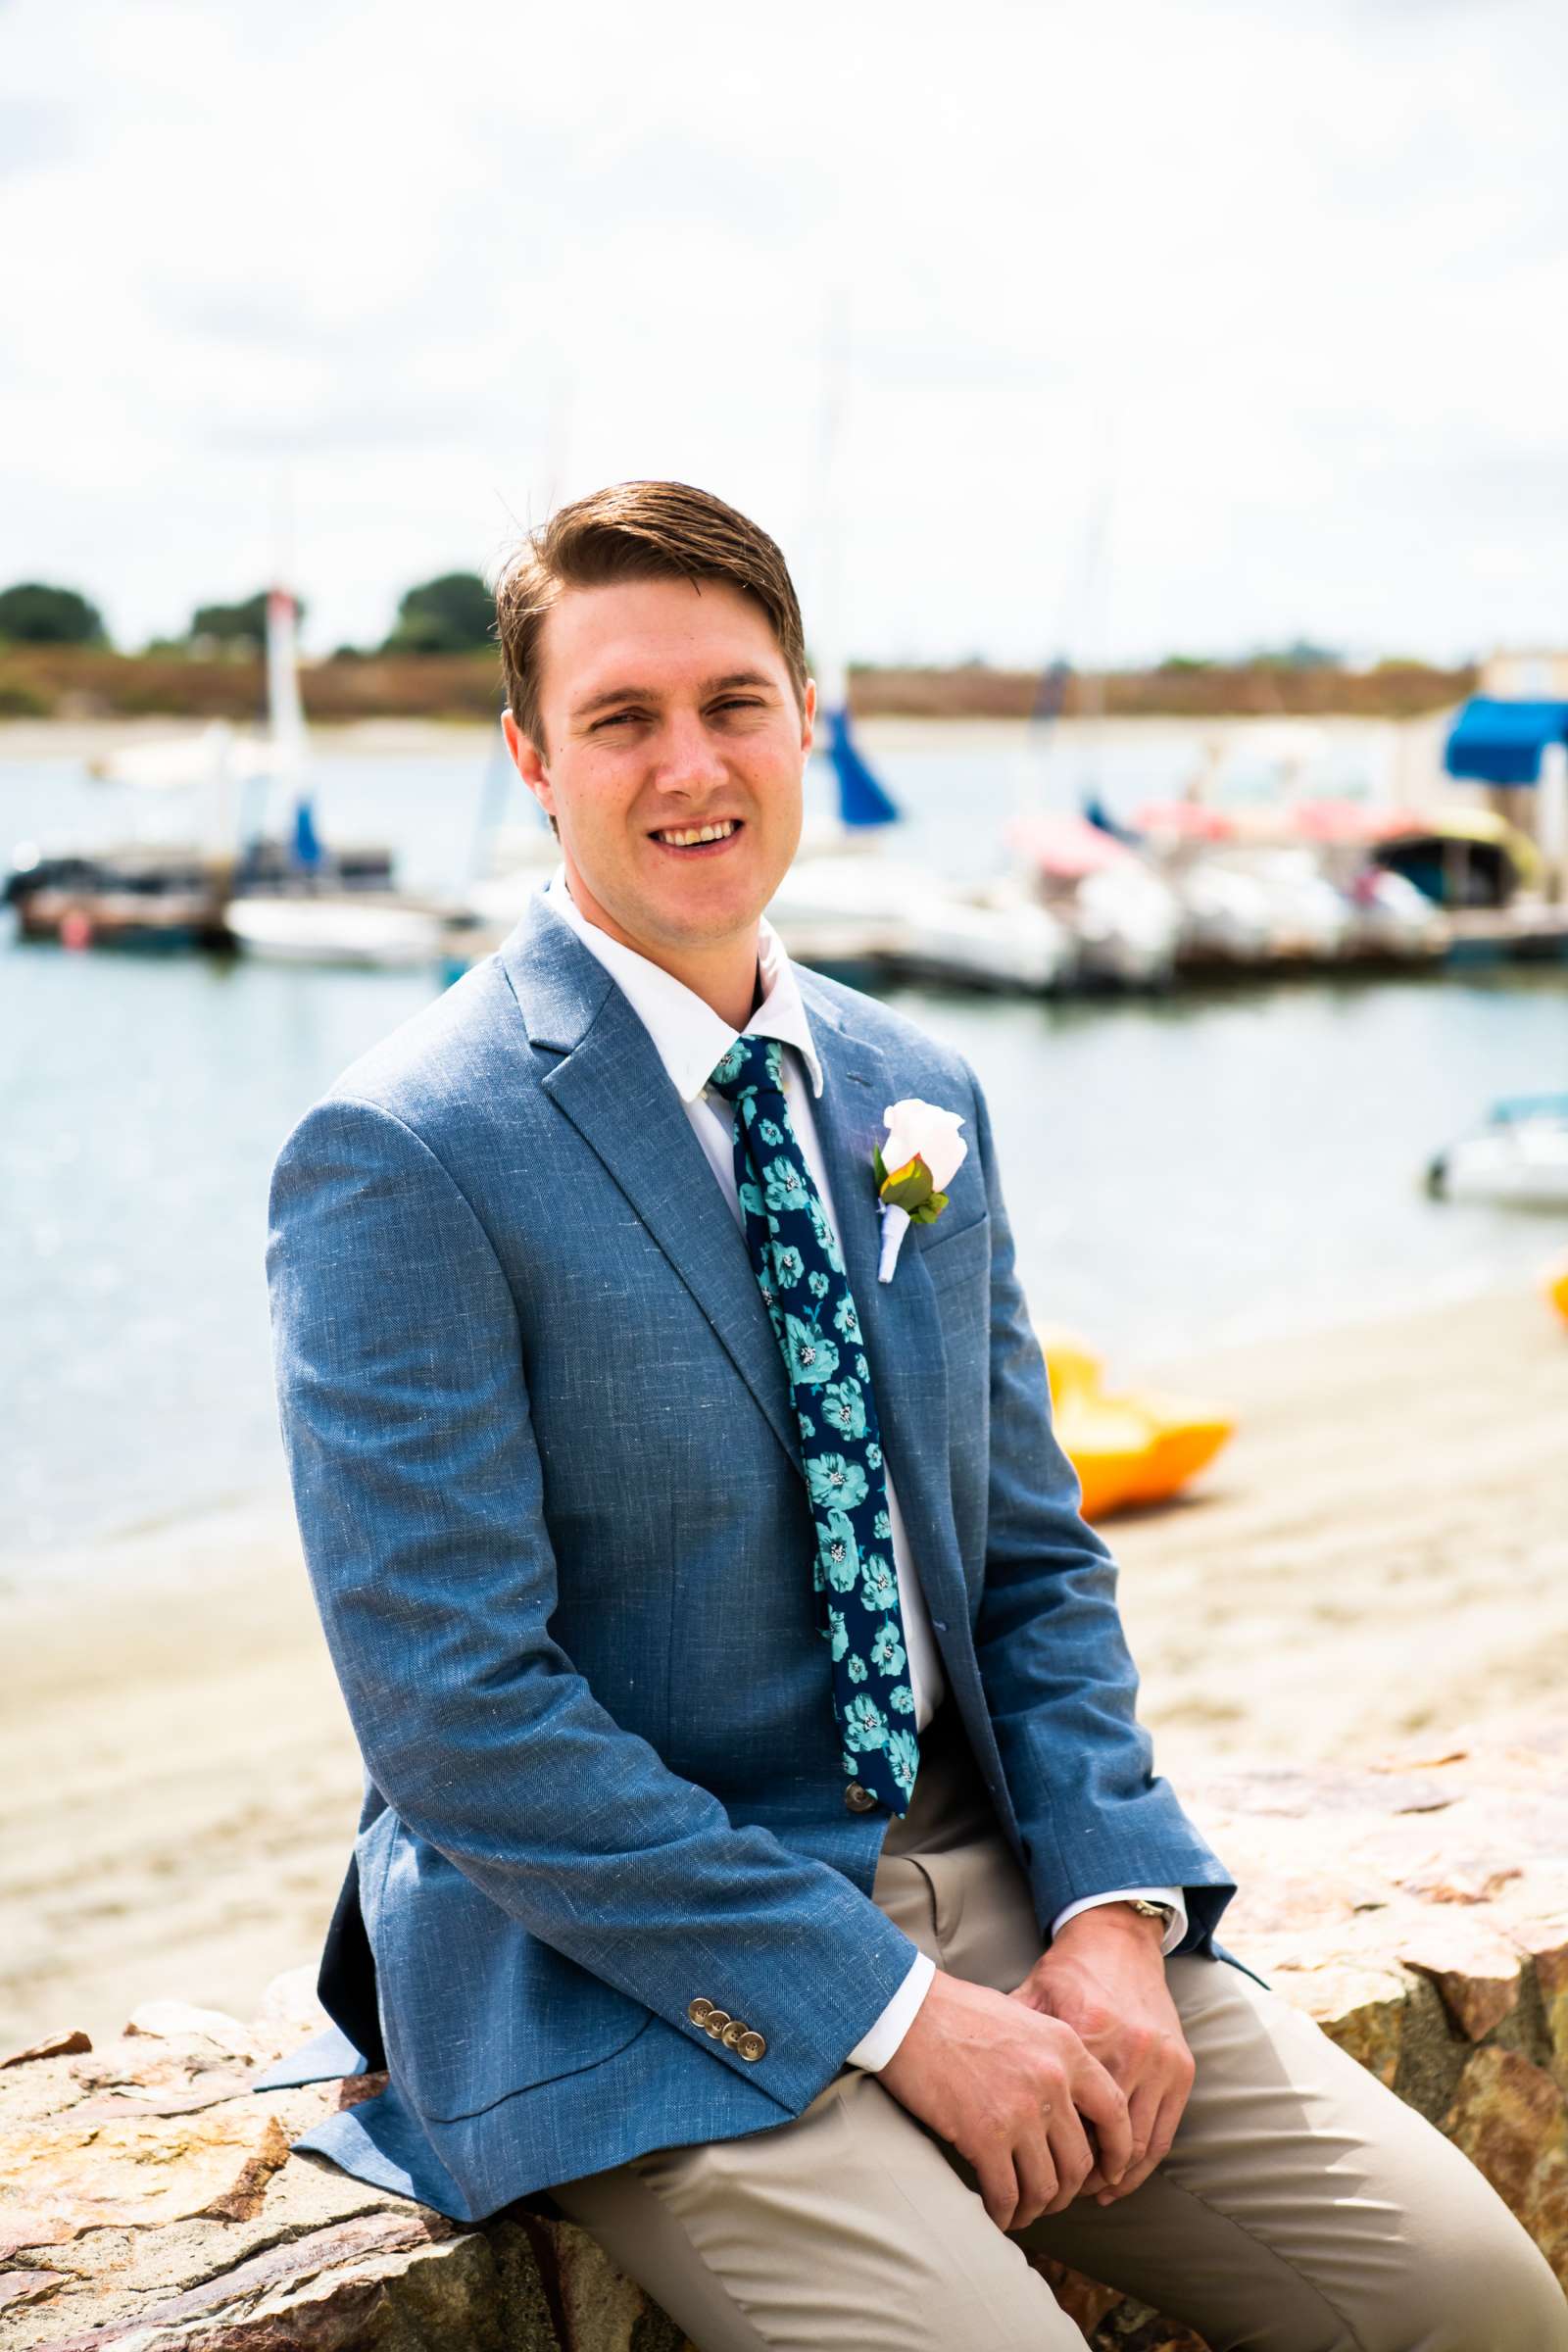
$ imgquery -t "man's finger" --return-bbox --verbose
[1008,2129,1060,2231]
[974,2150,1020,2233]
[1071,2055,1133,2184]
[1041,2102,1096,2216]
[1096,2072,1193,2204]
[1120,2078,1161,2177]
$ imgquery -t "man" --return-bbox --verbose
[263,482,1563,2349]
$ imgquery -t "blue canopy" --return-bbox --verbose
[1444,697,1568,787]
[826,704,901,827]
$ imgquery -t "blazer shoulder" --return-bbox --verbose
[278,953,547,1170]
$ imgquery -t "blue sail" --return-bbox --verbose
[292,794,324,869]
[827,703,901,827]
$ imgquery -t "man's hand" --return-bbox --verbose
[878,1968,1131,2231]
[1009,1904,1194,2205]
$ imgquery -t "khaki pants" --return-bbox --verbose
[555,1710,1566,2351]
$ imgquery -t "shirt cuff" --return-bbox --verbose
[1050,1887,1188,1958]
[845,1950,937,2072]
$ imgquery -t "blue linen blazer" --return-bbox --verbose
[258,891,1236,2220]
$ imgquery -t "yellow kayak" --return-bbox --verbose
[1040,1330,1235,1521]
[1547,1258,1568,1326]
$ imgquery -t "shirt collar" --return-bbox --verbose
[543,866,825,1104]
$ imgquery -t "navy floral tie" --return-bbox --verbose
[708,1034,917,1815]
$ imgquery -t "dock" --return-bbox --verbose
[1445,903,1568,966]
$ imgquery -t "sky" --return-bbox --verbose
[3,0,1565,668]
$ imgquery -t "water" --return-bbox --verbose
[4,725,1565,1566]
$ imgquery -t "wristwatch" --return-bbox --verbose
[1124,1897,1176,1932]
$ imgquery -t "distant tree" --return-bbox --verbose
[384,571,495,656]
[189,590,308,649]
[1157,654,1212,673]
[1254,638,1343,670]
[0,582,105,645]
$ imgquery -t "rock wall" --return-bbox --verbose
[4,1722,1566,2349]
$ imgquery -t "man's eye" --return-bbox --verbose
[713,698,764,716]
[592,710,640,730]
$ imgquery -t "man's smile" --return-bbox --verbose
[649,817,746,855]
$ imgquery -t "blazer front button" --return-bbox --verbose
[688,1999,714,2027]
[844,1782,878,1813]
[737,2031,767,2061]
[703,2010,732,2038]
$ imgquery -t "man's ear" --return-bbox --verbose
[801,675,817,760]
[502,709,555,822]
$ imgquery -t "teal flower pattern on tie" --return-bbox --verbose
[709,1033,918,1814]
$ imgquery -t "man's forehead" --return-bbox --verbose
[539,576,786,707]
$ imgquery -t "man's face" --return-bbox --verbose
[505,574,814,961]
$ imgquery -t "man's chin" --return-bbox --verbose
[638,862,787,938]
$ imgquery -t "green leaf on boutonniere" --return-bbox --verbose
[872,1147,950,1225]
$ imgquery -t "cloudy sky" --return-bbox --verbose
[4,0,1564,666]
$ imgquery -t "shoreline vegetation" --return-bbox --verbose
[0,641,1477,729]
[3,1281,1564,2052]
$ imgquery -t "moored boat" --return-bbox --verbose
[1427,1097,1568,1208]
[1007,812,1181,988]
[3,844,230,947]
[224,891,478,968]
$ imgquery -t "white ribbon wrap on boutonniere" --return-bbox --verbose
[873,1099,968,1282]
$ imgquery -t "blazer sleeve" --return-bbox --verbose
[960,1069,1237,1951]
[268,1092,920,2117]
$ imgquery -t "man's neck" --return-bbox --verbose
[561,865,763,1031]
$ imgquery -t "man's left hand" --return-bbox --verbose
[1009,1904,1194,2205]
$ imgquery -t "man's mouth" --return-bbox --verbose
[649,818,744,854]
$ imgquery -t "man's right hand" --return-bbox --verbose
[878,1968,1131,2232]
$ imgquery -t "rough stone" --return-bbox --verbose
[1397,1915,1524,2040]
[0,2034,90,2072]
[1269,1961,1406,2085]
[9,1720,1568,2346]
[124,1999,262,2060]
[1510,1918,1568,2093]
[1444,2046,1568,2279]
[0,2272,63,2312]
[0,2102,292,2260]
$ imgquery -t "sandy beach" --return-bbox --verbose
[5,1281,1565,2054]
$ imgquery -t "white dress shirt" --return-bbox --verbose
[543,870,1183,2069]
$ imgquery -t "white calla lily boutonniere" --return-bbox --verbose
[873,1098,968,1282]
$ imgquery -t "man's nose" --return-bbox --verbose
[651,712,728,797]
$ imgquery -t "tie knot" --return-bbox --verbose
[708,1033,785,1104]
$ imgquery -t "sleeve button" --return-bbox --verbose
[737,2032,767,2062]
[687,1998,713,2027]
[703,2009,732,2038]
[720,2018,747,2048]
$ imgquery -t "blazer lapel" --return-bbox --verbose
[801,984,970,1631]
[501,897,802,1476]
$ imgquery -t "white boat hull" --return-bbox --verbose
[1431,1122,1568,1209]
[225,894,458,967]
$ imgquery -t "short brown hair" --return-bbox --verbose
[494,480,808,753]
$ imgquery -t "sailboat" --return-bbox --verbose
[222,590,472,967]
[765,695,1075,993]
